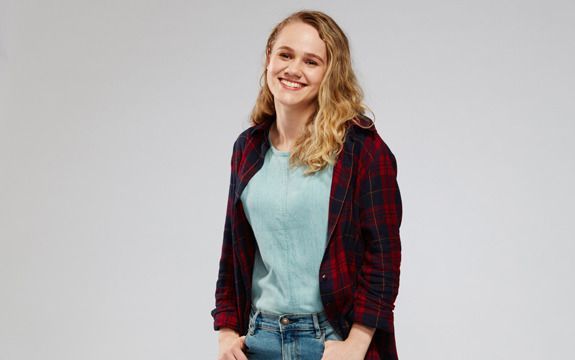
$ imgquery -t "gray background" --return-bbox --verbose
[1,0,573,359]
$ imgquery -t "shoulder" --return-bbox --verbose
[231,128,251,153]
[231,119,271,154]
[348,115,398,167]
[228,124,266,171]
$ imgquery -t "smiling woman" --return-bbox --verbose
[212,10,403,360]
[266,23,327,112]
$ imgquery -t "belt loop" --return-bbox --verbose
[248,308,260,336]
[312,312,321,338]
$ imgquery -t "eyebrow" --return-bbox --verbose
[275,46,325,64]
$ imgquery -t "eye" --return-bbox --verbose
[279,52,291,59]
[306,60,318,66]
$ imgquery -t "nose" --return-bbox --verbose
[284,60,303,79]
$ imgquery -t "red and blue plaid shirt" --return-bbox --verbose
[211,115,403,359]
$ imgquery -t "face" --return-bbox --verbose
[266,21,328,111]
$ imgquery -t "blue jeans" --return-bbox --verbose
[244,305,343,360]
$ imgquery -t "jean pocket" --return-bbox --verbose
[322,322,343,341]
[244,327,259,354]
[244,331,253,349]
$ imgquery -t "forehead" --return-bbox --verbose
[272,21,326,56]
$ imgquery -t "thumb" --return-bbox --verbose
[239,335,247,349]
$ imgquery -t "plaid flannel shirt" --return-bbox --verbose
[211,115,403,359]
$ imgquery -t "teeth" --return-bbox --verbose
[281,79,303,88]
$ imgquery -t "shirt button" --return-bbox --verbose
[280,317,290,325]
[321,273,327,280]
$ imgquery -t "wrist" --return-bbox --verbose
[218,328,239,342]
[345,322,375,349]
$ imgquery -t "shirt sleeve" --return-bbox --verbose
[210,139,242,333]
[352,135,403,334]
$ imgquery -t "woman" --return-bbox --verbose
[212,10,402,360]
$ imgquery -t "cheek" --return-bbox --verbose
[267,59,282,74]
[266,71,280,93]
[266,62,281,82]
[310,70,326,85]
[265,69,275,87]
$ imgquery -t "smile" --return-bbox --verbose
[279,78,306,90]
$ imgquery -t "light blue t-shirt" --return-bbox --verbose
[240,132,334,314]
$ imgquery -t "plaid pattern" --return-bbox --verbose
[211,115,402,359]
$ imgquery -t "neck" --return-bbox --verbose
[272,103,317,150]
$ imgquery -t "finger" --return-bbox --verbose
[218,352,233,360]
[231,347,248,360]
[219,348,235,360]
[239,335,247,351]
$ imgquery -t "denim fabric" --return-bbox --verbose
[244,305,343,360]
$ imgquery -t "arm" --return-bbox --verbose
[353,136,403,334]
[211,139,242,333]
[345,322,376,348]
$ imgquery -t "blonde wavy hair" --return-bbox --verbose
[249,10,374,175]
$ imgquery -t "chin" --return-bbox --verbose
[276,97,311,108]
[274,92,315,107]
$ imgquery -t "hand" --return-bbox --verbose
[321,339,367,360]
[217,329,248,360]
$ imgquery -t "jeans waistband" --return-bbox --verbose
[248,305,329,338]
[251,304,329,319]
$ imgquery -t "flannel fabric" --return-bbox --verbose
[211,115,403,359]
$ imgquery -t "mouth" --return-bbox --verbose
[279,77,307,90]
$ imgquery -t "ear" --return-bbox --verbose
[265,47,271,69]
